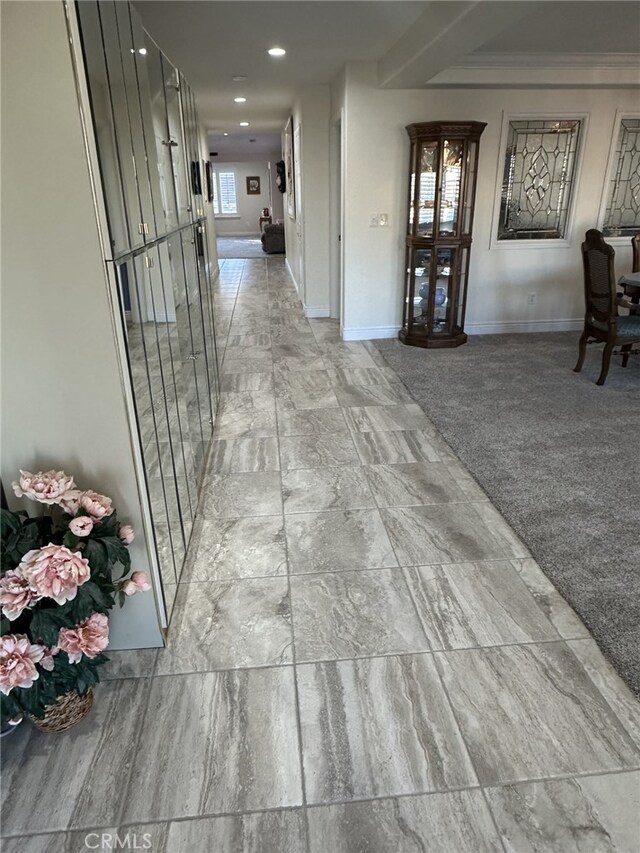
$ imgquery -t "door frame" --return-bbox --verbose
[330,108,344,325]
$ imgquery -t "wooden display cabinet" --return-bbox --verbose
[399,121,486,348]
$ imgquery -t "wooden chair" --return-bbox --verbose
[632,231,640,273]
[574,229,640,385]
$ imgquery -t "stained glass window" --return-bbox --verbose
[602,118,640,237]
[497,119,582,240]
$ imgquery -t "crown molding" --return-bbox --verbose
[454,52,640,70]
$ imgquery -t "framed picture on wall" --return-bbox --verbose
[205,160,213,202]
[246,176,261,195]
[284,116,296,219]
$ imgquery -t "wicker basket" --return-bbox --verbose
[30,689,94,733]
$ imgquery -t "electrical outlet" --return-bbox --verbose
[369,212,379,227]
[527,292,537,305]
[378,213,389,227]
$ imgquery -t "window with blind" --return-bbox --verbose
[212,170,237,215]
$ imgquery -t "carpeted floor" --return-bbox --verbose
[217,237,266,259]
[374,331,640,694]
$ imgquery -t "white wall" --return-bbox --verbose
[340,62,638,339]
[1,0,163,649]
[212,160,273,236]
[282,86,332,316]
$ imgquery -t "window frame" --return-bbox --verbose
[489,111,589,250]
[598,110,640,244]
[212,168,239,217]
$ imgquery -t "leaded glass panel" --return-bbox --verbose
[602,118,640,237]
[497,119,582,240]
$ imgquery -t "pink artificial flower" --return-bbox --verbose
[0,634,45,694]
[130,571,150,592]
[20,544,90,605]
[0,569,41,620]
[68,516,94,537]
[11,470,76,506]
[78,490,113,520]
[118,525,135,545]
[40,646,59,672]
[121,572,150,596]
[58,613,109,663]
[59,489,83,515]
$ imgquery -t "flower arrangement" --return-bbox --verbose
[1,470,150,725]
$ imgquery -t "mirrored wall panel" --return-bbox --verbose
[78,1,219,618]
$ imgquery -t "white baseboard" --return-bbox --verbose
[342,325,400,341]
[304,306,330,318]
[466,319,583,335]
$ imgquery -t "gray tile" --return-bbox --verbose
[272,343,321,360]
[182,515,286,581]
[277,408,348,436]
[568,639,640,747]
[1,679,150,834]
[283,467,375,513]
[352,430,441,465]
[514,558,590,639]
[164,809,307,853]
[469,501,530,558]
[279,433,360,470]
[333,384,413,407]
[221,357,273,375]
[203,472,282,517]
[276,386,341,411]
[321,346,377,369]
[209,437,280,473]
[286,509,398,574]
[213,409,277,440]
[274,369,332,391]
[435,643,640,785]
[102,648,158,680]
[0,835,67,853]
[365,462,468,507]
[218,390,276,414]
[274,356,327,373]
[307,790,503,853]
[226,332,272,348]
[297,654,477,803]
[381,504,511,566]
[485,772,640,853]
[404,561,559,650]
[326,367,395,387]
[122,668,302,821]
[291,568,430,661]
[444,458,489,501]
[220,372,274,393]
[343,404,431,433]
[155,578,292,674]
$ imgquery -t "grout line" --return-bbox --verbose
[6,765,640,842]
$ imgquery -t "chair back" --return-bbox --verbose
[581,229,617,324]
[632,231,640,273]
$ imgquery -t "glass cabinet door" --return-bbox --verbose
[94,1,145,251]
[114,2,157,241]
[432,248,457,335]
[143,35,179,232]
[462,141,478,235]
[164,59,192,225]
[439,139,463,237]
[408,247,432,328]
[416,142,438,238]
[76,1,129,256]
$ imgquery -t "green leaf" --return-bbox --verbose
[102,536,131,571]
[63,531,79,549]
[84,538,108,575]
[29,609,67,646]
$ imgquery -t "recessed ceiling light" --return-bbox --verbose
[239,122,249,127]
[138,48,147,55]
[267,47,286,57]
[234,97,247,103]
[232,75,247,82]
[223,132,229,136]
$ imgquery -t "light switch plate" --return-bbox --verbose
[378,213,389,227]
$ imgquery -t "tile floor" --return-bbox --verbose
[2,257,640,852]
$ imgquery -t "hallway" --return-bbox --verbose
[2,257,639,851]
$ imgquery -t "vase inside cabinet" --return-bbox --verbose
[399,121,486,348]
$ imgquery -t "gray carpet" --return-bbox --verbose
[217,237,266,259]
[374,332,640,694]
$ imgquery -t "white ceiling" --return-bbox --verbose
[134,0,640,133]
[208,132,282,160]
